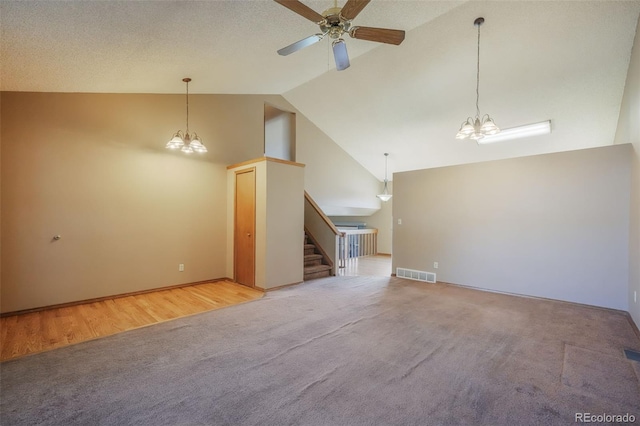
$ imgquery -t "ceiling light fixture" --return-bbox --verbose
[477,120,552,144]
[166,78,207,154]
[332,38,350,71]
[456,17,500,143]
[274,0,405,72]
[376,153,392,202]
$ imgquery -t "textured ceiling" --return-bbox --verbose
[2,1,639,180]
[0,0,457,94]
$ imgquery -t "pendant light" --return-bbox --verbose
[166,78,207,154]
[376,153,392,202]
[455,17,500,142]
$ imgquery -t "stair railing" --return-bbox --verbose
[304,191,344,276]
[338,228,378,265]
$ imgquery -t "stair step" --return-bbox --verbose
[303,264,332,281]
[304,244,316,255]
[304,254,323,267]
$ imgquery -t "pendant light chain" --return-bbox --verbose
[384,152,388,182]
[476,21,481,119]
[376,153,392,201]
[185,79,189,134]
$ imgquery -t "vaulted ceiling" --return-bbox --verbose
[2,1,639,180]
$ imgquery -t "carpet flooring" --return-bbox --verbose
[1,276,639,425]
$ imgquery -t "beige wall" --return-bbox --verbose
[264,104,295,161]
[1,91,377,312]
[393,145,632,311]
[295,116,381,217]
[1,92,230,312]
[265,160,305,288]
[615,15,640,326]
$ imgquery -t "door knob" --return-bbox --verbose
[247,233,251,237]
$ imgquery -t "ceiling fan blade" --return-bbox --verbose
[350,26,405,45]
[273,0,325,23]
[332,39,350,71]
[278,34,324,56]
[340,0,371,21]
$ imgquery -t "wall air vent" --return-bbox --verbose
[396,268,436,283]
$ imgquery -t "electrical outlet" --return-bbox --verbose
[434,262,438,269]
[398,218,402,225]
[179,263,184,272]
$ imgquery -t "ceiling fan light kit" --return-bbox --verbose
[166,78,207,155]
[274,0,405,71]
[332,39,350,71]
[456,17,501,143]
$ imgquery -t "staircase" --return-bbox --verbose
[304,233,332,280]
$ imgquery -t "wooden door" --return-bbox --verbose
[234,168,256,287]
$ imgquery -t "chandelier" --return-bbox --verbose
[166,78,207,154]
[376,153,392,202]
[456,17,500,142]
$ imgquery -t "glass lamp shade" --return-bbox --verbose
[189,134,207,153]
[181,135,194,154]
[470,118,483,140]
[332,39,350,71]
[376,180,392,202]
[455,119,475,139]
[166,132,185,149]
[480,115,500,135]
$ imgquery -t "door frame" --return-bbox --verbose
[234,167,256,288]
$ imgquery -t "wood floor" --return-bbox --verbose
[1,256,392,362]
[0,281,263,362]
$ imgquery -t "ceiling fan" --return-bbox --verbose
[274,0,405,71]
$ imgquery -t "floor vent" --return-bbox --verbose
[396,268,436,283]
[624,349,640,362]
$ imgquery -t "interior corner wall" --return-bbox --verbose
[614,13,640,327]
[226,159,304,290]
[293,116,382,216]
[393,145,632,310]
